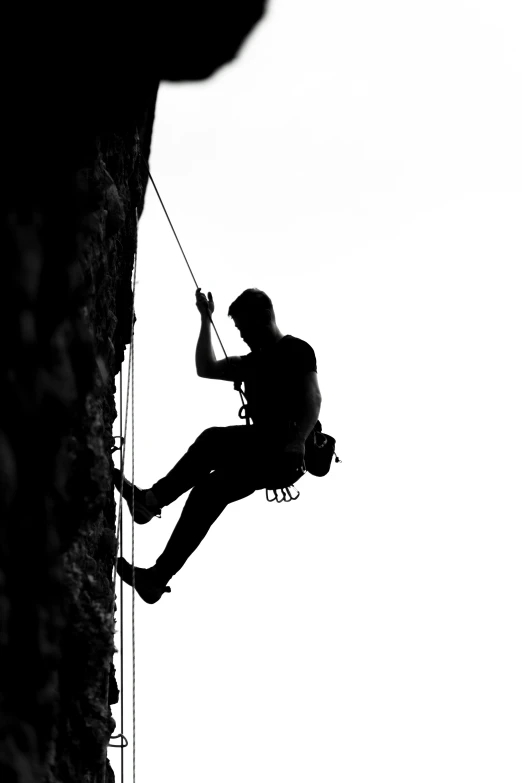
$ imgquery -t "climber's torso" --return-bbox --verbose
[235,334,317,432]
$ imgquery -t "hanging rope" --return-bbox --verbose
[140,156,249,416]
[119,354,125,781]
[108,320,133,763]
[140,158,200,290]
[143,157,228,361]
[109,219,139,783]
[108,283,134,756]
[130,272,137,783]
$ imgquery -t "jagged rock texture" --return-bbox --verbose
[2,89,157,783]
[1,3,265,782]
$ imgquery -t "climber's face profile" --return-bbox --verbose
[228,290,282,352]
[232,309,274,350]
[232,315,256,348]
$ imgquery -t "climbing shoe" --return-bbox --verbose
[116,557,171,604]
[113,467,161,525]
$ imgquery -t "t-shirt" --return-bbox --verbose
[235,335,317,430]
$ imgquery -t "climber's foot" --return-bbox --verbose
[116,557,171,605]
[113,467,161,525]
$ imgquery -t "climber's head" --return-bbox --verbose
[228,288,280,349]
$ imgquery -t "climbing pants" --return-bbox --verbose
[151,425,303,581]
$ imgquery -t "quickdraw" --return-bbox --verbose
[265,485,301,503]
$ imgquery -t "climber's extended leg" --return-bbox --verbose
[115,428,306,602]
[150,447,305,587]
[153,469,258,583]
[117,468,259,602]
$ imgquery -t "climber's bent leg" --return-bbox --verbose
[153,469,258,583]
[151,425,253,508]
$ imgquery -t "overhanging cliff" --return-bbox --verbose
[1,4,266,781]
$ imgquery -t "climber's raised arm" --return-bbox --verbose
[195,289,241,381]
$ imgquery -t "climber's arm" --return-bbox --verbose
[195,290,241,381]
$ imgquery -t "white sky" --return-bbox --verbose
[109,2,522,781]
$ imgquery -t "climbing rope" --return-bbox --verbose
[140,157,200,289]
[108,292,133,762]
[140,156,249,416]
[109,216,139,783]
[130,285,137,783]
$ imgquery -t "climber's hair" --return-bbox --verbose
[228,289,275,323]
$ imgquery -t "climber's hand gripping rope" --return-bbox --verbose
[195,288,214,318]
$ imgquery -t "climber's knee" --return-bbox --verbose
[207,469,257,504]
[193,426,222,448]
[186,426,227,463]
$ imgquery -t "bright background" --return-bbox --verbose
[109,1,522,781]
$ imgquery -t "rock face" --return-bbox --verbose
[1,4,265,781]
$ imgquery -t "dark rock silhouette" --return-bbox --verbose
[1,4,265,781]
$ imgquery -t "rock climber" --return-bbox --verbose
[115,287,322,603]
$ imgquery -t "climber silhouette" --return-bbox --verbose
[115,288,322,603]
